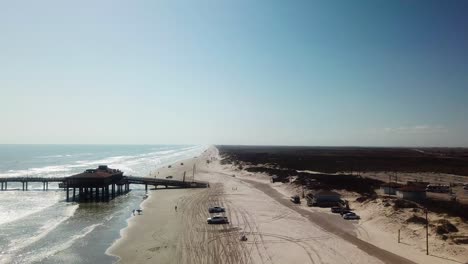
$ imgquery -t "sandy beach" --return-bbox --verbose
[4,1,468,263]
[107,146,464,264]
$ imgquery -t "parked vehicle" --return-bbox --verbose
[207,215,229,224]
[208,206,225,213]
[271,175,289,183]
[291,195,300,204]
[331,206,342,213]
[166,176,173,179]
[339,209,352,216]
[343,212,360,220]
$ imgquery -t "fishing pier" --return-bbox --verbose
[0,165,209,202]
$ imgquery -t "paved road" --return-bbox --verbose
[242,179,417,264]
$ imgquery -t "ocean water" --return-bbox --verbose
[0,144,207,263]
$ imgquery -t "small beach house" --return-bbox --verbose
[380,182,403,195]
[396,186,426,201]
[307,190,341,207]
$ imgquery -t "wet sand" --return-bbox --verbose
[106,150,207,263]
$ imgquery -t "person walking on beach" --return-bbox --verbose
[175,205,178,212]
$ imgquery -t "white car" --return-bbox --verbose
[207,215,229,224]
[343,212,360,220]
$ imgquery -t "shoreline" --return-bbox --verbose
[105,149,213,262]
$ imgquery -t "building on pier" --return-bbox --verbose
[65,165,129,202]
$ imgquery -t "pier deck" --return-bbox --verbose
[0,166,209,202]
[125,176,209,191]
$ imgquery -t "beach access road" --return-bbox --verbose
[175,165,388,264]
[239,178,417,264]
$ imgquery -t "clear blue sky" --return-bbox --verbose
[1,0,467,146]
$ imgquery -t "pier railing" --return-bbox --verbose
[0,177,65,182]
[0,177,66,191]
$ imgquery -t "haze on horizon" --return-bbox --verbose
[1,0,467,147]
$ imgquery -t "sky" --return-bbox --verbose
[1,0,467,146]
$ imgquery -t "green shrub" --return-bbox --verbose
[394,199,418,209]
[406,215,427,225]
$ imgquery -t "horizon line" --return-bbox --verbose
[0,143,467,149]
